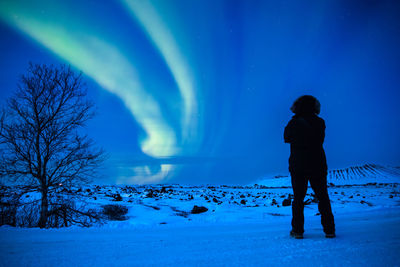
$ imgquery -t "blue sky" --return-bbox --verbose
[0,0,399,185]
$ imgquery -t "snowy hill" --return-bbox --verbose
[327,164,400,183]
[255,164,400,187]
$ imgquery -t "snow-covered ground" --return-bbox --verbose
[1,164,399,266]
[1,208,399,266]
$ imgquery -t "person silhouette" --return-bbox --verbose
[284,95,335,239]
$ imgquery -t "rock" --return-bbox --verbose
[282,198,291,206]
[191,205,208,214]
[271,199,277,205]
[360,200,373,207]
[212,197,219,203]
[240,194,246,198]
[146,190,154,198]
[240,199,246,205]
[113,193,122,201]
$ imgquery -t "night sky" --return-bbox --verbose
[1,0,399,185]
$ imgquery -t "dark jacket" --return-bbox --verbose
[284,114,327,174]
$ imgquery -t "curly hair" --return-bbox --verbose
[290,95,321,115]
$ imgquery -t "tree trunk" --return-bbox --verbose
[38,190,48,228]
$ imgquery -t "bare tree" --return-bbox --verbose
[0,63,104,228]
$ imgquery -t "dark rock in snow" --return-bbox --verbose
[191,205,208,214]
[146,190,154,198]
[282,198,291,206]
[160,187,167,193]
[113,193,122,201]
[271,199,278,205]
[360,200,374,206]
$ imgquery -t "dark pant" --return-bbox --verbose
[291,172,335,234]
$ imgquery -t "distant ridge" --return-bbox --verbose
[255,164,400,187]
[327,164,400,181]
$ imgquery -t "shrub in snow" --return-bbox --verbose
[47,201,101,228]
[17,203,40,227]
[0,202,17,226]
[102,204,128,221]
[0,190,40,227]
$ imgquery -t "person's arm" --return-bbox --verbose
[320,118,326,144]
[284,120,293,143]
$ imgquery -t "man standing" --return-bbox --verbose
[284,95,335,239]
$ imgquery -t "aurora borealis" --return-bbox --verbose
[1,0,399,184]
